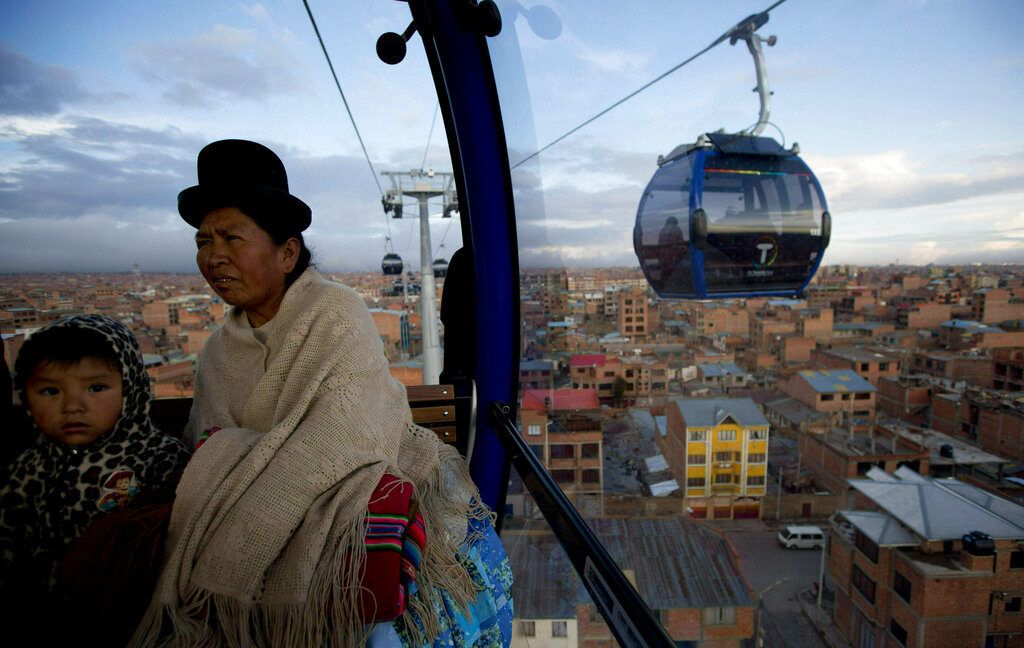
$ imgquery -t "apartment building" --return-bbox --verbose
[830,470,1024,648]
[782,369,877,421]
[812,347,902,386]
[993,348,1024,392]
[617,288,649,339]
[569,354,669,405]
[520,388,603,497]
[931,389,1024,463]
[662,398,769,519]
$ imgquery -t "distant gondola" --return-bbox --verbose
[633,132,829,299]
[381,252,404,276]
[432,257,448,278]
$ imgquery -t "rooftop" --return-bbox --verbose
[820,346,898,363]
[797,369,876,394]
[849,472,1024,541]
[522,388,601,412]
[674,397,769,428]
[697,362,745,377]
[570,353,606,368]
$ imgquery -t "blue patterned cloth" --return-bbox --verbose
[367,516,514,647]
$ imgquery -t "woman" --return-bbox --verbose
[134,140,512,647]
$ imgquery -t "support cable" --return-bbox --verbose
[512,0,790,169]
[301,0,392,240]
[421,103,439,171]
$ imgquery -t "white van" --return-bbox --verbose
[777,525,825,549]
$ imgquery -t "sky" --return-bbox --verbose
[1,0,1022,273]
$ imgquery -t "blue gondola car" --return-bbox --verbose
[634,132,830,299]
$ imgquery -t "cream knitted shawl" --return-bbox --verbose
[134,268,485,647]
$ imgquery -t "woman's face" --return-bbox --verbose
[195,207,298,327]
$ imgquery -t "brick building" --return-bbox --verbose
[993,347,1024,392]
[931,390,1024,463]
[520,359,554,390]
[798,424,930,497]
[782,369,877,422]
[895,302,951,330]
[830,471,1024,648]
[691,302,750,337]
[520,388,603,497]
[877,375,935,427]
[812,347,902,386]
[939,320,1024,351]
[911,350,992,389]
[972,288,1024,324]
[617,288,649,339]
[369,308,410,361]
[506,518,755,648]
[569,354,669,405]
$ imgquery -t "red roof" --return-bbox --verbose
[570,354,606,368]
[522,388,600,412]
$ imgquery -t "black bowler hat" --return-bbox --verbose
[178,139,311,232]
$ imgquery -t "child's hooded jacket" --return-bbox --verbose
[0,314,190,592]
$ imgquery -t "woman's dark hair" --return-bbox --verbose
[14,326,120,392]
[234,199,314,287]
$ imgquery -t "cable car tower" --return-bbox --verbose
[381,169,457,384]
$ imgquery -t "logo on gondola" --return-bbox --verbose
[753,236,778,268]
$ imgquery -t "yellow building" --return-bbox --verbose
[662,398,769,519]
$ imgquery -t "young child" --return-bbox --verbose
[0,314,190,609]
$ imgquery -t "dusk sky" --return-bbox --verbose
[1,0,1022,273]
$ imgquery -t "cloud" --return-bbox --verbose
[0,46,91,116]
[132,24,312,107]
[0,116,202,220]
[806,148,1024,213]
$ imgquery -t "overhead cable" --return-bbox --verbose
[512,0,790,169]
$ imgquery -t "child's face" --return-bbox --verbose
[24,357,123,446]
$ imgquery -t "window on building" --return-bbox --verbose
[520,620,536,637]
[702,607,736,626]
[551,469,575,484]
[748,453,766,463]
[1007,597,1022,613]
[855,392,870,400]
[581,443,600,459]
[852,565,876,604]
[603,371,615,377]
[551,620,568,637]
[893,571,911,603]
[860,363,869,371]
[527,424,541,436]
[841,393,851,401]
[687,454,705,464]
[529,444,543,458]
[855,530,880,563]
[1010,551,1024,569]
[689,430,705,442]
[599,382,612,390]
[718,430,736,441]
[581,468,601,483]
[747,475,765,486]
[821,394,834,401]
[714,451,732,462]
[714,473,732,484]
[687,477,705,487]
[550,444,575,459]
[879,363,889,371]
[889,619,907,646]
[749,429,766,440]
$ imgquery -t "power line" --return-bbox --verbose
[511,0,790,170]
[301,0,391,238]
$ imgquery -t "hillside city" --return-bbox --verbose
[3,264,1024,648]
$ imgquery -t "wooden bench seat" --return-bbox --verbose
[148,384,461,446]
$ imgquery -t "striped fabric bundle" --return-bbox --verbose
[361,474,427,623]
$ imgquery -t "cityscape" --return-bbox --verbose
[3,263,1024,647]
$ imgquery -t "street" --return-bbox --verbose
[706,518,837,648]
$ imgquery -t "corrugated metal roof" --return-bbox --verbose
[649,479,679,497]
[840,510,918,546]
[674,397,769,427]
[848,477,1024,541]
[520,359,553,371]
[645,455,669,473]
[798,369,876,394]
[584,518,754,609]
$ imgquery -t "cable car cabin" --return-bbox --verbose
[432,258,448,278]
[381,252,404,276]
[634,132,830,299]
